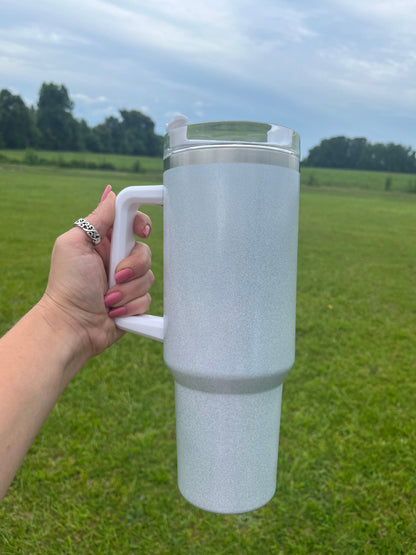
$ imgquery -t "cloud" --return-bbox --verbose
[332,0,416,23]
[307,1,416,113]
[2,25,90,46]
[0,0,318,89]
[72,93,109,104]
[1,0,416,152]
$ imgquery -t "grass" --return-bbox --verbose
[0,148,163,177]
[301,166,416,194]
[0,160,415,553]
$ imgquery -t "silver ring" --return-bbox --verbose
[73,218,101,245]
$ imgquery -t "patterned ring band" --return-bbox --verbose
[73,218,102,245]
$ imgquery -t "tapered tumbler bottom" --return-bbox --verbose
[174,381,283,514]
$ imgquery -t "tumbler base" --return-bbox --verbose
[174,381,283,514]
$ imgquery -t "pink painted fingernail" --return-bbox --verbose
[114,268,134,284]
[143,224,151,238]
[100,184,112,202]
[108,306,127,318]
[104,291,122,307]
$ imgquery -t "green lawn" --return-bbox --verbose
[0,163,415,553]
[300,166,416,194]
[0,149,164,178]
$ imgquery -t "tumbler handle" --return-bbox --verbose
[109,185,165,342]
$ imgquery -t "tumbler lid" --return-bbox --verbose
[164,114,300,161]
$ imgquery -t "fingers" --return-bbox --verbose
[133,210,152,239]
[73,186,116,246]
[107,293,153,318]
[114,242,152,283]
[71,185,155,318]
[105,242,154,317]
[72,185,153,271]
[72,185,152,246]
[105,270,154,307]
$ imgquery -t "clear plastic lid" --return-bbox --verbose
[164,114,300,160]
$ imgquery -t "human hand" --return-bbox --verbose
[39,185,154,370]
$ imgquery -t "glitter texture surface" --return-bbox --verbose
[175,382,283,514]
[164,162,299,385]
[162,161,299,513]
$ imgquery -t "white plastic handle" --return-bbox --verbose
[109,185,164,342]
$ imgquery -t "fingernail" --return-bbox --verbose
[108,306,127,318]
[100,184,112,202]
[143,224,151,238]
[104,291,123,308]
[114,268,134,284]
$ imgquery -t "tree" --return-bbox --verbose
[346,138,369,169]
[0,89,39,148]
[91,116,122,153]
[0,82,163,156]
[90,111,163,156]
[77,119,102,152]
[303,136,416,173]
[36,83,79,150]
[119,110,163,156]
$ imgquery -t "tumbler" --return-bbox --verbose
[109,115,300,513]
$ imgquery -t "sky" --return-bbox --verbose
[1,0,416,159]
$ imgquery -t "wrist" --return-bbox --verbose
[35,295,92,387]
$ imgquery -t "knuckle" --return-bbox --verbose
[128,293,151,316]
[54,234,66,248]
[136,242,152,268]
[55,231,72,250]
[144,293,152,310]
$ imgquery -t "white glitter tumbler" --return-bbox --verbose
[109,116,300,514]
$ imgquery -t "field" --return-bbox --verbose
[0,160,415,553]
[0,149,163,177]
[300,166,416,194]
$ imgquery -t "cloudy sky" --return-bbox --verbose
[1,0,415,158]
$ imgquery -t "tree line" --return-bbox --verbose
[0,83,163,156]
[303,135,416,173]
[3,84,415,172]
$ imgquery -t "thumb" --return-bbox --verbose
[85,185,116,242]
